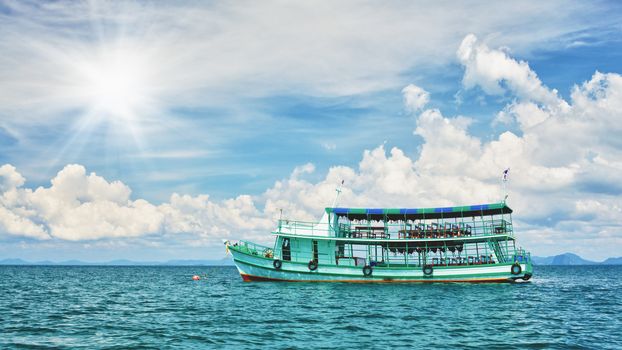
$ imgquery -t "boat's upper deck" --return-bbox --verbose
[274,202,514,242]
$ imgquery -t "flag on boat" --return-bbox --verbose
[223,239,230,255]
[502,168,510,182]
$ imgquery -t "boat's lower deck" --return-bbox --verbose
[230,246,532,283]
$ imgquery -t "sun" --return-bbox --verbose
[43,43,162,170]
[90,56,144,117]
[75,45,154,123]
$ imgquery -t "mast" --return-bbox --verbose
[502,168,510,203]
[331,180,344,208]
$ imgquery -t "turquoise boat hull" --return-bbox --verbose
[230,246,533,283]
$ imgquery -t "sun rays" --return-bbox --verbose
[77,45,154,123]
[41,40,161,173]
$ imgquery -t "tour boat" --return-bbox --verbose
[226,201,532,283]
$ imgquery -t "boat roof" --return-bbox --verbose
[326,202,512,220]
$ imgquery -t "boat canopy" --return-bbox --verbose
[326,202,512,221]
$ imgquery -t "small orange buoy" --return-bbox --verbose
[192,275,200,281]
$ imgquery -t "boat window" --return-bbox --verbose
[282,238,291,261]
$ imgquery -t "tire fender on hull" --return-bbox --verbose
[273,259,282,270]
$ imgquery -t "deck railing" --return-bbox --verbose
[234,235,530,268]
[512,248,531,263]
[232,240,275,258]
[336,219,513,240]
[260,242,529,268]
[337,243,528,267]
[276,219,514,240]
[277,220,331,236]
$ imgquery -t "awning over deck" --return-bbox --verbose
[326,202,512,221]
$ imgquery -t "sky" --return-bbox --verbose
[1,0,621,262]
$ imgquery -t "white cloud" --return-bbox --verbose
[321,142,337,151]
[0,164,275,243]
[0,165,25,192]
[0,206,48,240]
[402,84,430,112]
[458,34,568,110]
[495,101,551,129]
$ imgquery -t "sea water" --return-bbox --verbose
[1,265,620,349]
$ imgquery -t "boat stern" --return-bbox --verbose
[511,250,533,281]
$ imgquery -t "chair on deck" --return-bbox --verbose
[443,223,452,238]
[465,224,472,236]
[398,229,408,239]
[452,224,460,237]
[431,223,439,238]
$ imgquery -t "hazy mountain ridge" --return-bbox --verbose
[1,253,620,266]
[531,253,622,265]
[0,257,235,266]
[601,257,622,265]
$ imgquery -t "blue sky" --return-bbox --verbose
[0,1,621,261]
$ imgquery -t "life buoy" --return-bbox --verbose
[273,259,282,270]
[362,265,372,277]
[511,263,522,275]
[423,265,433,276]
[308,260,318,271]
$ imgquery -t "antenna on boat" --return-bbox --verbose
[502,168,510,203]
[331,180,344,208]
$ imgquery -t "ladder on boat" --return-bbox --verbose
[488,240,506,263]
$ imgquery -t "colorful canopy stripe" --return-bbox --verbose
[326,203,512,220]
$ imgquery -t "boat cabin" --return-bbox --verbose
[269,202,525,268]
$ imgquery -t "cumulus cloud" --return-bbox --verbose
[0,164,273,242]
[0,165,25,192]
[458,34,568,110]
[402,84,430,112]
[412,36,622,258]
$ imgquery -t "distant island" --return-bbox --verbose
[530,253,621,265]
[0,257,235,266]
[0,253,620,266]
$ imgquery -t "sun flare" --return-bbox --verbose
[76,47,154,122]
